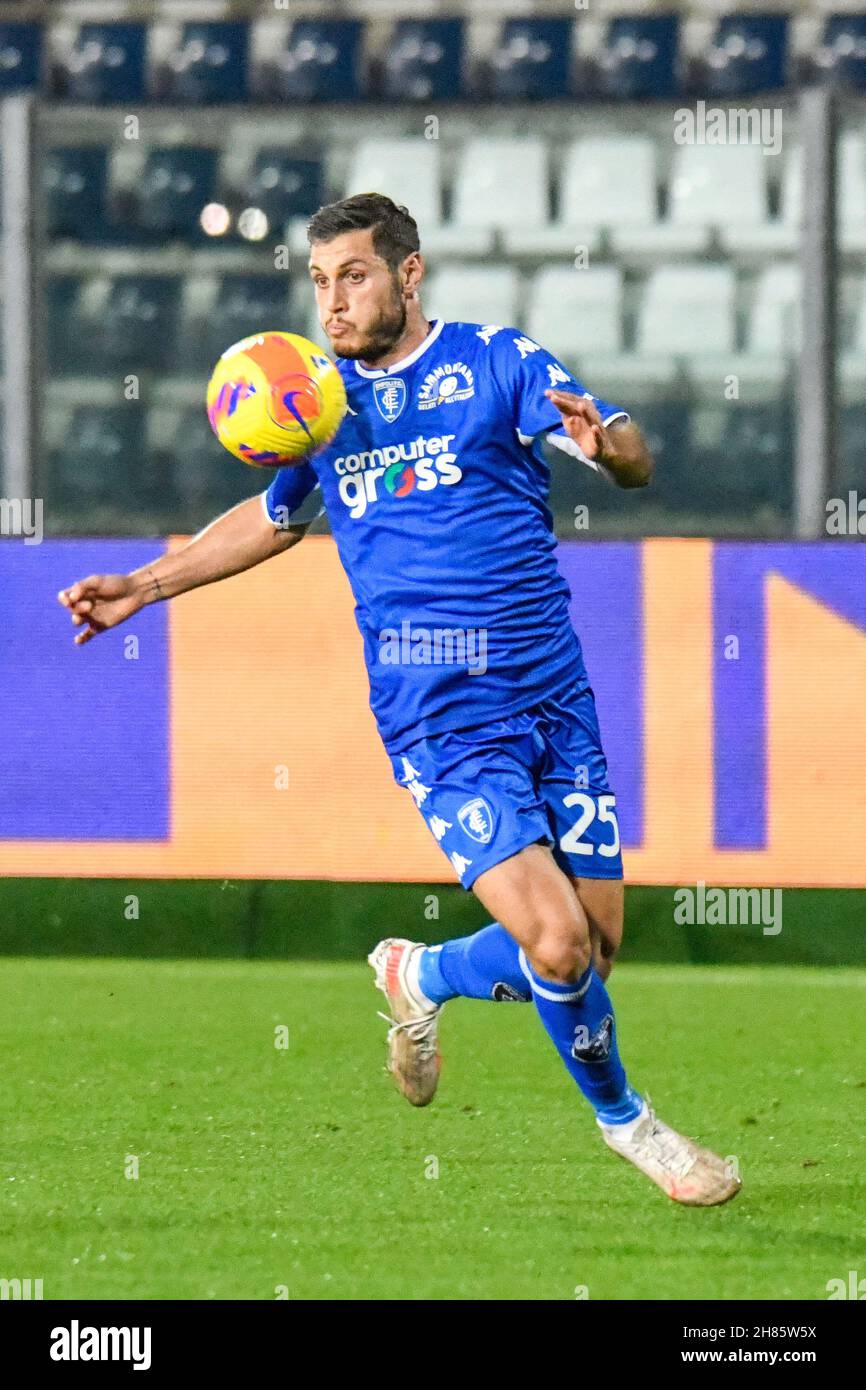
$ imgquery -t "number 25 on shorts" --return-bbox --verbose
[559,792,621,858]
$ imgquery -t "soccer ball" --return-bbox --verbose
[206,330,347,467]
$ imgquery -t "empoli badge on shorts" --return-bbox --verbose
[458,796,494,844]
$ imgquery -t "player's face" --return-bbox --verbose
[309,229,408,363]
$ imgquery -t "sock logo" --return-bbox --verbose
[572,1014,614,1063]
[491,981,531,1003]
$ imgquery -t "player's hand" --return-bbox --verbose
[57,573,144,646]
[544,389,611,462]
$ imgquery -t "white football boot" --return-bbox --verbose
[368,938,441,1107]
[599,1099,742,1207]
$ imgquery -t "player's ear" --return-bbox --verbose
[401,251,424,299]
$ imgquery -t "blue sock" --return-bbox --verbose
[526,961,643,1125]
[417,924,531,1006]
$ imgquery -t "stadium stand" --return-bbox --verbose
[259,19,364,103]
[52,22,147,103]
[0,2,857,536]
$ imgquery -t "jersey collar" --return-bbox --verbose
[353,317,444,379]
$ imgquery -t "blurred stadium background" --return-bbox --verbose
[0,0,864,962]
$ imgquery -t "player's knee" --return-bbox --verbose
[529,924,592,984]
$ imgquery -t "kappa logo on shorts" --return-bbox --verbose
[457,796,494,844]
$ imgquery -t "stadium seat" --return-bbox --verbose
[840,274,866,395]
[381,19,465,102]
[53,23,146,103]
[839,403,866,489]
[341,138,491,258]
[0,22,41,92]
[161,23,248,104]
[696,15,789,96]
[246,151,323,231]
[199,273,294,368]
[451,139,549,239]
[46,276,87,374]
[594,16,680,100]
[632,265,737,388]
[481,18,573,101]
[810,15,866,90]
[267,20,363,102]
[834,132,866,253]
[505,135,656,257]
[136,147,219,238]
[617,143,769,258]
[53,404,149,506]
[423,265,519,328]
[97,276,178,371]
[731,132,866,256]
[687,398,792,513]
[43,147,110,241]
[744,263,800,356]
[725,264,801,391]
[167,406,254,516]
[525,266,625,367]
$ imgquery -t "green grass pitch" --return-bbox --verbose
[2,958,863,1301]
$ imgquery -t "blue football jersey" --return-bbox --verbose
[263,319,628,752]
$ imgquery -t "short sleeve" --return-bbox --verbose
[261,462,324,527]
[489,328,629,471]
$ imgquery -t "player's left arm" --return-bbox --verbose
[544,388,654,490]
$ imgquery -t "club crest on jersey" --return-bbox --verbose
[457,796,494,845]
[418,362,474,411]
[373,377,407,423]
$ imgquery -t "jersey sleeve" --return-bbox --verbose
[261,462,324,527]
[489,327,629,474]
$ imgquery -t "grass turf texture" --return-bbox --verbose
[2,958,862,1301]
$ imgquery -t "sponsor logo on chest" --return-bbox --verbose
[418,361,474,411]
[332,433,462,519]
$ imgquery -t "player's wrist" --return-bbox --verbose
[130,567,166,606]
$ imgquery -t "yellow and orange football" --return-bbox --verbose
[206,330,347,467]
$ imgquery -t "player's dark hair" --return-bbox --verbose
[306,193,420,270]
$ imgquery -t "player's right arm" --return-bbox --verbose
[58,466,318,646]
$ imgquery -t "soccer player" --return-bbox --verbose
[59,194,740,1207]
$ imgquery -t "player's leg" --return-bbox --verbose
[527,683,740,1204]
[471,841,740,1206]
[470,842,638,1121]
[416,923,531,1003]
[572,876,623,982]
[366,920,530,1107]
[369,723,556,1105]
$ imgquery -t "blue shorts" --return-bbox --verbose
[389,683,623,890]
